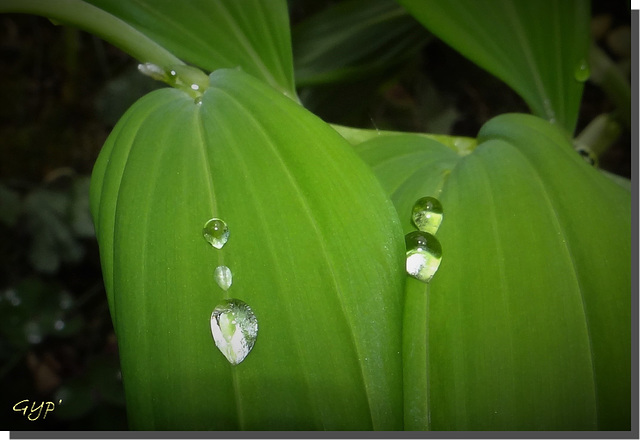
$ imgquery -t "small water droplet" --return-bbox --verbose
[574,59,590,82]
[54,319,65,331]
[210,299,258,365]
[411,197,444,234]
[194,96,203,105]
[405,231,442,283]
[137,63,165,81]
[203,218,229,249]
[214,266,233,291]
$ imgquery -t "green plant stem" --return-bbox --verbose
[0,0,183,69]
[331,124,477,156]
[589,43,631,129]
[402,277,430,430]
[574,113,622,157]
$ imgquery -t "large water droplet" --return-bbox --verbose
[574,59,590,82]
[405,231,442,283]
[210,299,258,365]
[203,218,229,249]
[411,197,444,234]
[214,266,233,291]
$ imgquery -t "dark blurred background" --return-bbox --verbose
[0,0,631,431]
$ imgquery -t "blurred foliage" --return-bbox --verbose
[0,0,630,431]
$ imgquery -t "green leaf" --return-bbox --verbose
[355,114,630,430]
[396,0,590,133]
[293,0,430,86]
[90,69,405,429]
[83,0,296,97]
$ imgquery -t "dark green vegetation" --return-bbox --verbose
[0,0,631,431]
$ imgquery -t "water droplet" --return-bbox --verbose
[405,231,442,283]
[54,319,65,331]
[411,197,444,234]
[214,266,233,291]
[210,299,258,365]
[137,63,166,81]
[574,59,590,82]
[203,218,229,249]
[194,96,203,105]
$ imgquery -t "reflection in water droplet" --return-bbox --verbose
[412,197,444,234]
[24,320,43,344]
[214,266,233,291]
[574,59,590,82]
[210,299,258,365]
[203,218,229,249]
[405,231,442,283]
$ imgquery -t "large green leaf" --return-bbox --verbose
[1,0,296,98]
[292,0,430,86]
[355,114,630,430]
[89,69,405,429]
[396,0,591,133]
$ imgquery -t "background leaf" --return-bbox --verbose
[355,114,630,430]
[396,0,591,133]
[292,0,431,86]
[90,69,405,429]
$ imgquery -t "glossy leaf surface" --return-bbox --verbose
[355,114,630,430]
[397,0,590,133]
[84,0,296,97]
[90,69,404,430]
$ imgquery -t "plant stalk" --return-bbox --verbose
[0,0,183,70]
[402,277,431,430]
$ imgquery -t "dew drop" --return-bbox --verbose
[411,196,444,234]
[214,266,233,291]
[574,59,590,82]
[405,231,442,283]
[194,96,203,105]
[203,218,229,249]
[210,299,258,365]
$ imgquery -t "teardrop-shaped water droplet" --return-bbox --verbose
[574,59,590,82]
[405,231,442,283]
[210,299,258,365]
[411,196,444,234]
[203,218,229,249]
[214,266,233,291]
